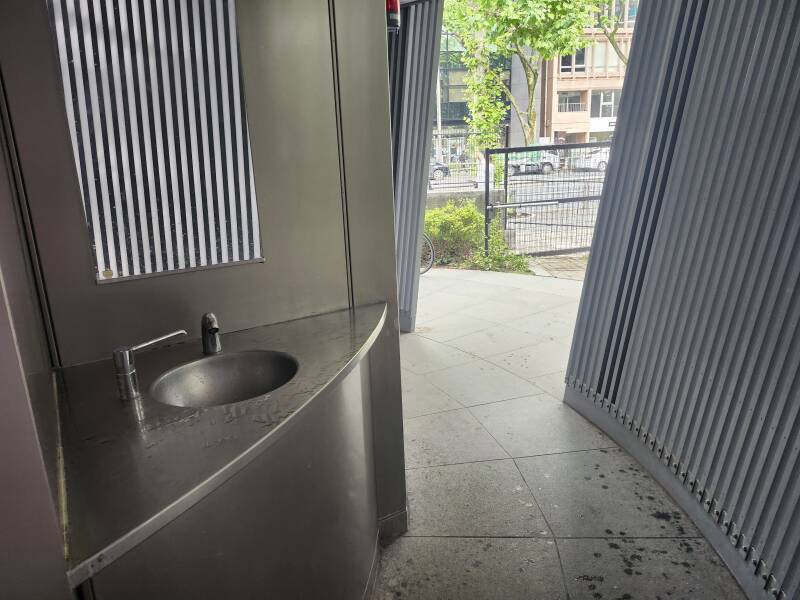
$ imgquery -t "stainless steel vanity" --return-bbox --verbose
[0,0,404,596]
[58,304,386,598]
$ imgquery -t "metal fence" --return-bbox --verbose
[483,142,611,256]
[428,130,504,192]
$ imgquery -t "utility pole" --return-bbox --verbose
[435,66,443,161]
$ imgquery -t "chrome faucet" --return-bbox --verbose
[113,330,187,401]
[201,312,222,355]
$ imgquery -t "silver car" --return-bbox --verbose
[571,147,610,171]
[509,150,561,175]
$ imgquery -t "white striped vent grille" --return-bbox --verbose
[50,0,261,281]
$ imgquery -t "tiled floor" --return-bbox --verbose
[374,268,745,600]
[528,252,590,280]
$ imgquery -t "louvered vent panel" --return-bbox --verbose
[390,0,443,332]
[566,1,800,598]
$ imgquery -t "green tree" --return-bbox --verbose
[444,0,597,147]
[597,0,634,65]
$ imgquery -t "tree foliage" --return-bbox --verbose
[596,1,631,65]
[444,0,598,147]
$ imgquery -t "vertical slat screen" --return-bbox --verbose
[50,0,261,281]
[566,1,800,598]
[389,0,443,333]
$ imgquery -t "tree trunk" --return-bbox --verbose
[604,26,629,65]
[511,47,539,146]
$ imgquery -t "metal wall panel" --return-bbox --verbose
[50,0,261,281]
[390,0,443,332]
[331,0,408,542]
[566,1,800,598]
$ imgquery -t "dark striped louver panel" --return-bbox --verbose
[50,0,261,281]
[566,1,800,598]
[389,0,443,332]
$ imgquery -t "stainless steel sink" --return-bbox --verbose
[149,350,298,408]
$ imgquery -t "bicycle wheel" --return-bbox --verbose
[419,233,434,275]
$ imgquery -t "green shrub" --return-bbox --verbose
[466,220,529,273]
[424,201,483,265]
[424,200,529,273]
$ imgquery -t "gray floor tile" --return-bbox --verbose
[418,277,457,296]
[460,269,581,294]
[401,370,462,419]
[415,291,476,319]
[407,460,551,537]
[531,370,568,401]
[455,297,549,323]
[415,313,496,343]
[400,335,473,375]
[489,340,572,380]
[559,537,746,600]
[463,292,577,322]
[438,280,526,302]
[404,409,508,468]
[470,395,615,457]
[427,359,543,407]
[424,267,484,281]
[373,537,567,600]
[506,306,578,342]
[516,448,699,538]
[447,324,548,358]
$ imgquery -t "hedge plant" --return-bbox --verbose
[424,200,529,274]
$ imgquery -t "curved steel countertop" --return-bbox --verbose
[57,303,387,587]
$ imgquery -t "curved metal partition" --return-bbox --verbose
[565,1,800,598]
[89,360,378,599]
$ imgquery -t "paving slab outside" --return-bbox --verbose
[374,267,744,600]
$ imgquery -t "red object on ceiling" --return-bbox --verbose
[387,0,400,32]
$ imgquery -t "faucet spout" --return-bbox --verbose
[112,329,187,401]
[202,312,222,355]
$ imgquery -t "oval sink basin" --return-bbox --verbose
[149,350,298,408]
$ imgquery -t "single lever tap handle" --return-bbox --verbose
[112,329,187,401]
[130,329,188,352]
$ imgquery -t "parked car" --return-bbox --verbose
[509,150,561,175]
[571,147,610,171]
[429,159,450,180]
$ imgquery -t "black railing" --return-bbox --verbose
[483,142,612,256]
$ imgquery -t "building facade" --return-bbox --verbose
[540,1,637,143]
[432,32,510,162]
[434,1,637,152]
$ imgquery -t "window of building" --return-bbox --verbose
[558,92,585,112]
[608,47,620,71]
[561,48,586,73]
[596,1,638,28]
[575,48,586,72]
[437,32,511,127]
[627,0,639,25]
[594,43,607,70]
[591,90,621,118]
[448,86,468,103]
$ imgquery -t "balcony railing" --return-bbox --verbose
[558,102,587,113]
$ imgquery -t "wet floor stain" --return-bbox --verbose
[560,538,745,600]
